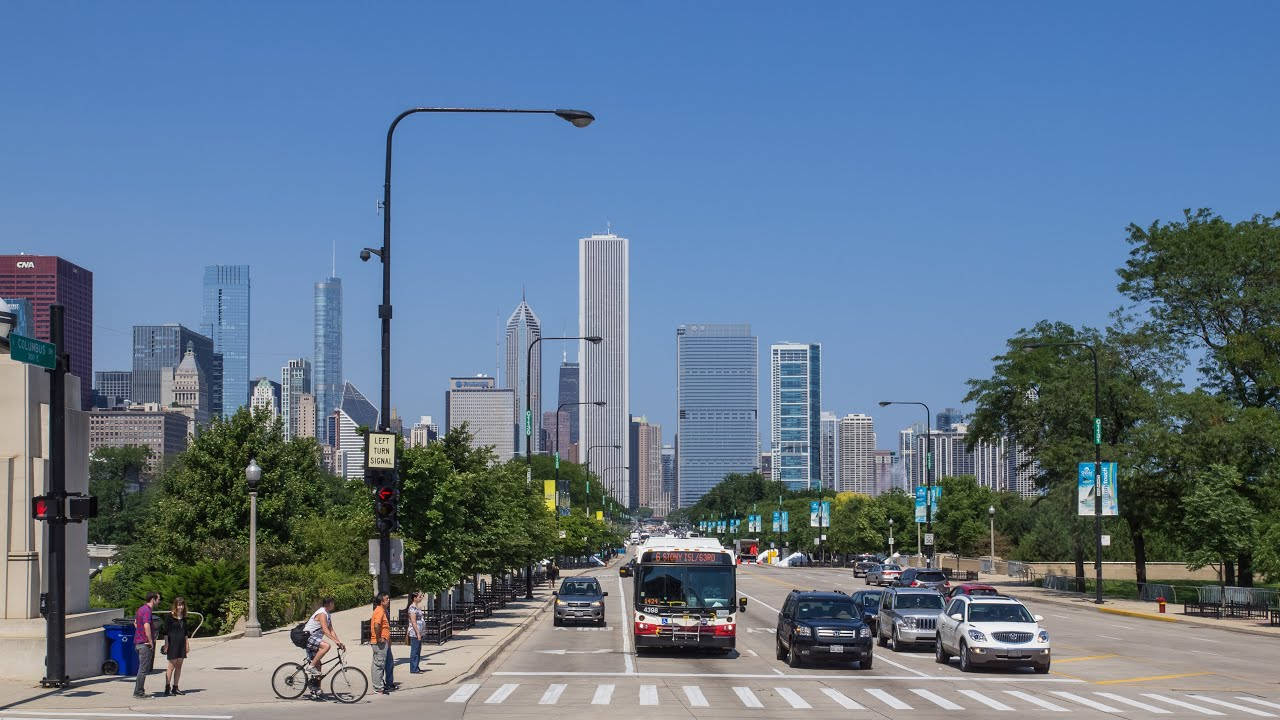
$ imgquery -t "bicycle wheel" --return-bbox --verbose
[271,662,309,699]
[329,665,368,704]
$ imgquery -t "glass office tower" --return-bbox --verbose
[202,265,251,418]
[314,276,343,443]
[770,342,822,491]
[676,324,758,508]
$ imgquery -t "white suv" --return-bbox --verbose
[935,595,1050,673]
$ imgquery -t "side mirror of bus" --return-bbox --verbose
[739,597,748,612]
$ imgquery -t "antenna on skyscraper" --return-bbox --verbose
[496,310,502,383]
[331,239,336,277]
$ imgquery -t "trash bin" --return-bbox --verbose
[102,623,138,676]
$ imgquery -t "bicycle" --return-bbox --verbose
[271,647,368,703]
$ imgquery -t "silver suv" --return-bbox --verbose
[877,587,944,651]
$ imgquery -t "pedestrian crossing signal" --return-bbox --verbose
[31,496,50,521]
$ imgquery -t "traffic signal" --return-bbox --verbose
[32,496,50,521]
[375,485,399,532]
[67,494,98,522]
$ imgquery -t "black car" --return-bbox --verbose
[849,589,884,633]
[619,559,636,577]
[775,590,874,669]
[853,561,879,578]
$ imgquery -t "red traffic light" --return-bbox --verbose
[32,496,50,521]
[378,487,395,502]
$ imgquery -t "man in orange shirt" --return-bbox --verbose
[370,592,391,694]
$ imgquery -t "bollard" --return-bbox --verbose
[1157,597,1167,613]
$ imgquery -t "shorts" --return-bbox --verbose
[305,630,326,657]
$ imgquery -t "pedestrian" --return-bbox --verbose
[132,591,161,698]
[162,596,190,696]
[406,591,424,674]
[370,592,391,694]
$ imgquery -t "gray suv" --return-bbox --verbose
[877,587,944,651]
[895,567,950,592]
[553,576,607,626]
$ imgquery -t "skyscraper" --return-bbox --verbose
[661,444,676,517]
[838,413,876,494]
[445,376,515,461]
[820,411,838,490]
[770,342,822,491]
[93,370,132,409]
[280,358,312,440]
[557,357,580,445]
[313,276,343,443]
[132,324,218,415]
[250,377,281,420]
[873,450,897,496]
[542,410,571,457]
[937,407,966,432]
[297,393,315,439]
[504,297,542,456]
[0,255,94,409]
[409,416,439,448]
[579,232,629,506]
[675,324,758,508]
[202,265,251,418]
[340,381,379,431]
[630,417,665,513]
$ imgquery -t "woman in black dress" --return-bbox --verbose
[162,597,190,696]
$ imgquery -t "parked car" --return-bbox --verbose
[619,559,636,577]
[775,590,873,669]
[553,576,608,627]
[778,552,809,567]
[895,567,950,592]
[853,561,879,578]
[946,583,999,600]
[935,594,1050,673]
[877,587,944,651]
[849,589,884,634]
[865,563,903,586]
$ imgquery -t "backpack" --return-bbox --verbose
[290,622,309,648]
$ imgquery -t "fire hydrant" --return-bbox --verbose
[1157,597,1167,613]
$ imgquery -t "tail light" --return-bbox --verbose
[911,581,920,587]
[714,623,736,637]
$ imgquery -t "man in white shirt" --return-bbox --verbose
[304,597,344,675]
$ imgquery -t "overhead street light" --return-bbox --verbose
[879,400,934,568]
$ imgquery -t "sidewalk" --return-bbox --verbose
[0,581,555,713]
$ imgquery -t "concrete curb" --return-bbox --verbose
[1015,588,1280,639]
[1097,606,1179,623]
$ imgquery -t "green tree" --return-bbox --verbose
[1182,466,1259,586]
[933,476,995,557]
[87,445,156,545]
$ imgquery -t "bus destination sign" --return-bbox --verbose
[641,550,732,565]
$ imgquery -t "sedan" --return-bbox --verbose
[865,563,903,586]
[853,561,879,578]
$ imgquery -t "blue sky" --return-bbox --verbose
[4,2,1279,448]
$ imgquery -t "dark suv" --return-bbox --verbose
[553,576,607,626]
[774,590,873,669]
[895,567,950,592]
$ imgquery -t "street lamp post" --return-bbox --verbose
[601,466,629,522]
[363,106,594,596]
[555,400,606,495]
[585,444,620,506]
[244,459,263,638]
[879,401,934,568]
[989,505,996,561]
[1019,340,1104,604]
[888,518,895,558]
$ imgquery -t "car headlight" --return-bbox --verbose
[591,601,603,607]
[555,600,566,606]
[794,625,813,637]
[859,627,872,638]
[967,629,987,642]
[1038,630,1050,643]
[905,617,918,629]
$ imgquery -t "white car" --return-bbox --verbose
[934,594,1050,673]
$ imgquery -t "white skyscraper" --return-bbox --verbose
[579,232,629,506]
[820,411,838,490]
[504,297,541,456]
[445,376,515,462]
[838,413,876,494]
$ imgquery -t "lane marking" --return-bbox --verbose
[1050,614,1071,619]
[1053,653,1119,663]
[1191,650,1221,656]
[776,687,812,709]
[1142,693,1225,715]
[1098,634,1122,640]
[874,652,933,678]
[591,683,615,705]
[1189,696,1277,717]
[738,591,782,614]
[1098,672,1211,685]
[446,683,481,703]
[1052,691,1122,712]
[734,686,764,708]
[617,575,635,675]
[866,688,912,710]
[1239,698,1280,711]
[492,670,1083,681]
[771,668,784,676]
[912,688,964,710]
[958,689,1014,711]
[484,683,520,704]
[1095,692,1172,713]
[1197,636,1222,643]
[639,684,659,706]
[745,648,759,657]
[684,685,709,707]
[1005,690,1069,711]
[821,687,865,710]
[539,683,567,705]
[0,714,234,719]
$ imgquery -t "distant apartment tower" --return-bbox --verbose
[445,376,515,461]
[280,358,312,440]
[770,342,822,491]
[661,444,676,516]
[760,451,772,479]
[93,370,132,409]
[873,450,896,496]
[297,393,316,439]
[504,298,542,456]
[1006,439,1041,496]
[313,276,343,443]
[0,255,94,409]
[250,377,281,420]
[676,323,758,507]
[542,410,571,458]
[557,358,580,446]
[838,413,876,494]
[201,265,250,418]
[409,416,439,448]
[820,411,838,490]
[579,232,629,506]
[88,404,189,475]
[630,417,665,513]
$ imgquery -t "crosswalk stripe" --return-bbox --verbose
[592,683,615,705]
[1005,690,1069,712]
[867,688,913,710]
[446,683,481,703]
[684,686,709,708]
[821,687,866,710]
[776,687,812,709]
[640,684,659,706]
[485,683,520,704]
[958,689,1014,711]
[539,684,567,705]
[1096,692,1172,713]
[1142,694,1226,716]
[1052,691,1122,712]
[1190,696,1278,716]
[912,688,964,710]
[1238,698,1280,712]
[734,686,764,709]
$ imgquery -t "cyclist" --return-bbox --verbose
[304,597,344,675]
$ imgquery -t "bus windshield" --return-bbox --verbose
[636,565,734,610]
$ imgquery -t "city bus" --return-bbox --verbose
[631,537,743,652]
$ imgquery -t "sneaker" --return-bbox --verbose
[132,692,147,699]
[303,665,319,676]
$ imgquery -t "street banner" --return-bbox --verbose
[596,510,604,522]
[914,486,943,523]
[772,510,781,532]
[781,511,790,533]
[821,501,831,527]
[810,500,820,527]
[543,479,556,511]
[1078,462,1119,516]
[719,520,726,533]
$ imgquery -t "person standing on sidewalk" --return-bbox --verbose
[370,593,391,694]
[162,597,190,696]
[132,592,161,698]
[406,591,424,674]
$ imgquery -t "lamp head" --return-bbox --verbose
[586,335,604,344]
[245,458,263,490]
[878,401,891,407]
[555,109,595,128]
[989,505,996,516]
[592,401,607,406]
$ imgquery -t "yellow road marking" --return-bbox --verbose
[1095,672,1212,685]
[1055,654,1120,663]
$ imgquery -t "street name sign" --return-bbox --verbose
[9,334,55,369]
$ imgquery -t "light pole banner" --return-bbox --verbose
[821,501,831,527]
[810,501,820,527]
[914,486,943,522]
[1078,462,1119,516]
[543,479,556,511]
[781,511,790,533]
[772,510,781,532]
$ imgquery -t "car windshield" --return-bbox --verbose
[637,565,734,610]
[917,572,947,582]
[894,593,943,610]
[968,603,1035,623]
[560,581,600,596]
[797,599,857,620]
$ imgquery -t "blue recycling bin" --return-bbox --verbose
[102,623,138,676]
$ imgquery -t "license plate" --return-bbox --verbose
[1006,651,1025,658]
[683,615,691,625]
[829,645,844,653]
